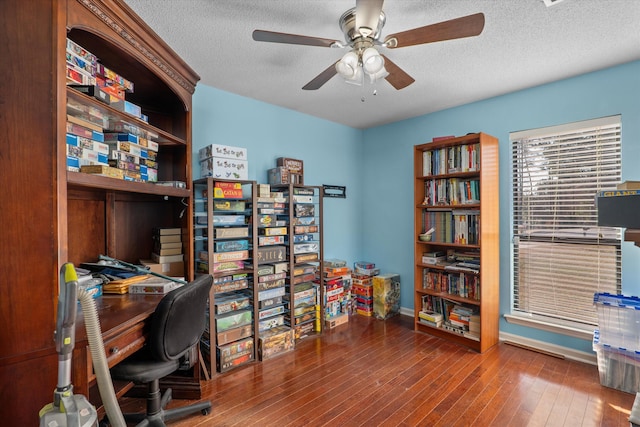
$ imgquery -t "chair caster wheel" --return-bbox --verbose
[202,408,211,415]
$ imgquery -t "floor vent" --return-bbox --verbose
[503,340,565,359]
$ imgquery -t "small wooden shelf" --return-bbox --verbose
[67,171,191,197]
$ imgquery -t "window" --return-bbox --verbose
[509,116,622,335]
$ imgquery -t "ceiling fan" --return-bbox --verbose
[252,0,485,90]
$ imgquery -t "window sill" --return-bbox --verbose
[504,313,594,341]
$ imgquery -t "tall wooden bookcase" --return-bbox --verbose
[0,1,200,423]
[413,133,499,353]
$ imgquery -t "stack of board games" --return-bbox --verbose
[103,132,159,182]
[65,119,108,172]
[372,273,401,320]
[66,38,97,87]
[65,42,108,174]
[199,143,248,180]
[323,259,352,328]
[66,38,143,121]
[352,261,380,317]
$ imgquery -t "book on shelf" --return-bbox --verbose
[128,277,184,294]
[154,241,182,250]
[153,234,181,244]
[153,227,182,235]
[418,310,443,323]
[151,253,184,264]
[153,247,182,256]
[418,317,443,328]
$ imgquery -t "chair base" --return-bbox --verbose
[101,383,211,427]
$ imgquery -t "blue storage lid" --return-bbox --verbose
[594,292,640,309]
[593,329,640,354]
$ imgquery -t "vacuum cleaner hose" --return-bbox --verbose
[77,289,126,427]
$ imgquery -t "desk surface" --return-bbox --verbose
[75,293,162,345]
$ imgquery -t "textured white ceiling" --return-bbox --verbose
[123,0,640,129]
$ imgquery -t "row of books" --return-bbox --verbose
[420,295,480,340]
[423,178,480,206]
[422,143,480,176]
[422,269,480,300]
[421,210,480,245]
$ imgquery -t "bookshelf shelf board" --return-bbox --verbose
[415,241,481,250]
[67,171,190,198]
[418,203,481,210]
[416,288,481,306]
[417,171,479,180]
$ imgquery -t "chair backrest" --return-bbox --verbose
[148,274,213,362]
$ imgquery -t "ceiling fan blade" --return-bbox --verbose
[384,13,485,48]
[355,0,384,37]
[381,55,415,90]
[302,62,339,90]
[253,30,339,48]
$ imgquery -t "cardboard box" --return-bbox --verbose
[372,274,400,319]
[199,144,248,161]
[139,259,184,277]
[258,326,295,360]
[325,313,349,329]
[276,157,303,174]
[200,157,248,180]
[267,167,288,185]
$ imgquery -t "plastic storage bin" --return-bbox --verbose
[593,293,640,350]
[593,330,640,394]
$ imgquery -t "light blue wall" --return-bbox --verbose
[192,60,640,353]
[364,60,640,353]
[192,85,364,263]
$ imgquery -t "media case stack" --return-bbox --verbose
[254,184,294,358]
[272,184,324,340]
[193,178,256,375]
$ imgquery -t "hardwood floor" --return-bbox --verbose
[122,314,636,426]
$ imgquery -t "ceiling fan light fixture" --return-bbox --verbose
[336,51,359,78]
[368,66,388,84]
[344,67,363,86]
[362,47,384,75]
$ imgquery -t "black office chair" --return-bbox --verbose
[110,274,213,426]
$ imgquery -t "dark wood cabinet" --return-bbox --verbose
[0,1,199,423]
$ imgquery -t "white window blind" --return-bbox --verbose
[511,116,622,329]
